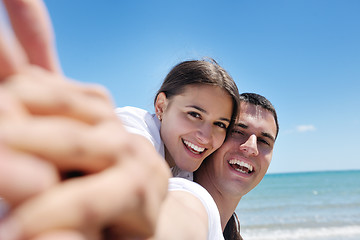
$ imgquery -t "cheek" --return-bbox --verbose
[176,114,200,133]
[160,119,176,146]
[259,154,272,172]
[161,115,189,143]
[212,131,227,150]
[265,154,273,166]
[260,148,273,161]
[258,145,273,155]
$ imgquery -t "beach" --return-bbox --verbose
[237,170,360,240]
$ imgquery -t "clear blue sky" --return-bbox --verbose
[11,1,360,173]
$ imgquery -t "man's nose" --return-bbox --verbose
[239,134,259,157]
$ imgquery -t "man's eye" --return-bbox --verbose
[258,138,270,146]
[231,129,244,135]
[188,112,201,119]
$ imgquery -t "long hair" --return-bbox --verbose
[154,58,240,131]
[223,212,243,240]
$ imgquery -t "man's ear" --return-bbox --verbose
[154,92,168,121]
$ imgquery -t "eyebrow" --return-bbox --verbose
[187,105,207,113]
[186,105,231,123]
[235,123,275,142]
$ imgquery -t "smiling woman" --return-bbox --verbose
[116,58,240,180]
[157,84,233,173]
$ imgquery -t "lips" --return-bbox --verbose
[228,159,254,174]
[183,139,206,155]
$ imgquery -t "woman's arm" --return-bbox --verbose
[151,190,208,240]
[147,178,225,240]
[0,0,171,239]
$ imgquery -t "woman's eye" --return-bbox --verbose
[188,112,201,119]
[215,122,227,129]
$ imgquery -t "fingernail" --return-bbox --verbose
[0,217,21,240]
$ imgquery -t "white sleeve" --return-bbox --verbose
[115,106,164,157]
[168,178,224,240]
[171,165,193,181]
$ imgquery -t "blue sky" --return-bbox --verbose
[6,0,360,173]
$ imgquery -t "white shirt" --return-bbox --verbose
[115,106,193,180]
[168,177,224,240]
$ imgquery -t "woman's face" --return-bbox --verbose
[155,84,233,172]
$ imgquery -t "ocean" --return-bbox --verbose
[236,170,360,240]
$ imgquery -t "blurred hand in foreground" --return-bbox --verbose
[0,0,170,239]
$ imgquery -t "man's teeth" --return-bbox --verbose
[183,140,205,154]
[229,159,253,174]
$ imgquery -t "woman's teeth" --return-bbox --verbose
[183,140,205,154]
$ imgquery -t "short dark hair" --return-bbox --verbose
[239,93,279,139]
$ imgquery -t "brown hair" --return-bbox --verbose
[223,213,243,240]
[154,58,240,131]
[239,93,279,139]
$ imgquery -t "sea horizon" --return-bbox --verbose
[267,168,360,175]
[236,169,360,240]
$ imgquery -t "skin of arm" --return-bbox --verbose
[149,190,208,240]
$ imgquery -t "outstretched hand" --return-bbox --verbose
[0,0,170,239]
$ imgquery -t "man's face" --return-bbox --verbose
[206,101,277,197]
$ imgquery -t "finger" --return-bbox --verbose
[0,86,29,121]
[0,136,168,240]
[3,0,61,74]
[0,117,126,173]
[2,68,116,124]
[0,197,9,219]
[30,230,89,240]
[0,163,149,240]
[0,146,59,207]
[0,12,27,79]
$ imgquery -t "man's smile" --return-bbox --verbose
[228,159,254,174]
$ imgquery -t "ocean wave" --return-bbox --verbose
[241,225,360,240]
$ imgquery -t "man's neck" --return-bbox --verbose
[195,168,242,231]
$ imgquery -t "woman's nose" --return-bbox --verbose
[195,124,212,144]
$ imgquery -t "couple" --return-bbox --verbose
[151,92,278,240]
[0,0,279,239]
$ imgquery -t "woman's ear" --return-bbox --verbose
[154,92,168,121]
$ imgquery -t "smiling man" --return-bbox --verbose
[151,92,279,240]
[196,92,279,239]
